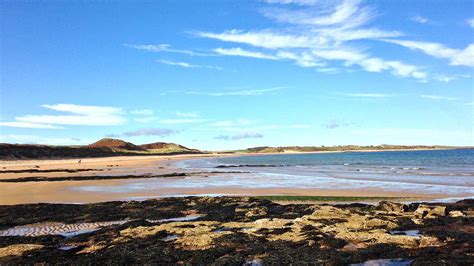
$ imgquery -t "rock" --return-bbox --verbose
[419,236,443,248]
[376,201,405,213]
[0,244,43,258]
[415,205,446,218]
[448,210,464,217]
[245,207,268,218]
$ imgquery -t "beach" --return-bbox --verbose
[1,150,473,205]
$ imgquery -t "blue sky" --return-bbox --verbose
[1,0,473,150]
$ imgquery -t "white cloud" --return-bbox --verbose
[5,104,125,127]
[157,59,222,70]
[263,0,375,28]
[316,67,339,73]
[159,118,206,124]
[214,132,264,141]
[130,109,154,116]
[341,92,394,98]
[0,122,63,129]
[187,86,286,96]
[421,95,458,101]
[209,119,258,127]
[213,47,278,60]
[384,39,474,67]
[197,30,330,49]
[124,43,212,56]
[194,1,430,81]
[123,128,179,137]
[432,73,471,83]
[312,48,427,79]
[467,18,474,28]
[410,16,428,24]
[264,0,320,5]
[0,134,85,145]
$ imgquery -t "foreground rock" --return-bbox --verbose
[0,197,472,264]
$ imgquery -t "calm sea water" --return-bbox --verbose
[75,149,474,199]
[182,149,474,196]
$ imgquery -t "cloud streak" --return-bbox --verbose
[187,87,286,96]
[157,59,222,70]
[214,132,264,140]
[421,95,458,101]
[410,16,428,24]
[0,104,125,128]
[341,92,394,98]
[384,39,474,67]
[193,1,432,80]
[123,128,179,137]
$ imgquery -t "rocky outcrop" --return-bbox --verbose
[0,197,472,264]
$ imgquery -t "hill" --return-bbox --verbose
[139,142,200,154]
[0,139,202,159]
[89,138,145,151]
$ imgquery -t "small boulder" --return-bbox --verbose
[448,210,464,217]
[245,207,268,218]
[415,204,446,218]
[376,201,405,213]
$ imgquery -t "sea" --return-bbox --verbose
[181,149,474,198]
[75,149,474,200]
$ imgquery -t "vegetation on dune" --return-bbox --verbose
[229,144,459,154]
[0,138,202,159]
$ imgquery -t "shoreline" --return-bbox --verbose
[0,150,472,205]
[0,146,467,166]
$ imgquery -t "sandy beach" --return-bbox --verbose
[1,153,469,205]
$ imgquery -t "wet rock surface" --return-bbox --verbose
[0,197,472,264]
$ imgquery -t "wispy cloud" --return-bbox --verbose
[214,132,264,140]
[176,111,199,118]
[0,104,125,129]
[0,122,63,129]
[262,0,376,28]
[264,0,320,5]
[213,47,278,60]
[193,1,434,80]
[157,59,222,70]
[384,39,474,67]
[467,18,474,28]
[432,73,471,83]
[159,118,206,124]
[209,119,257,127]
[124,43,212,56]
[187,86,286,96]
[420,95,458,101]
[130,109,154,116]
[323,120,351,129]
[341,92,394,98]
[410,15,428,24]
[123,128,179,137]
[0,134,85,145]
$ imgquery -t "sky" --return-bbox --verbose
[0,0,473,150]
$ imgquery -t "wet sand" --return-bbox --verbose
[1,154,467,205]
